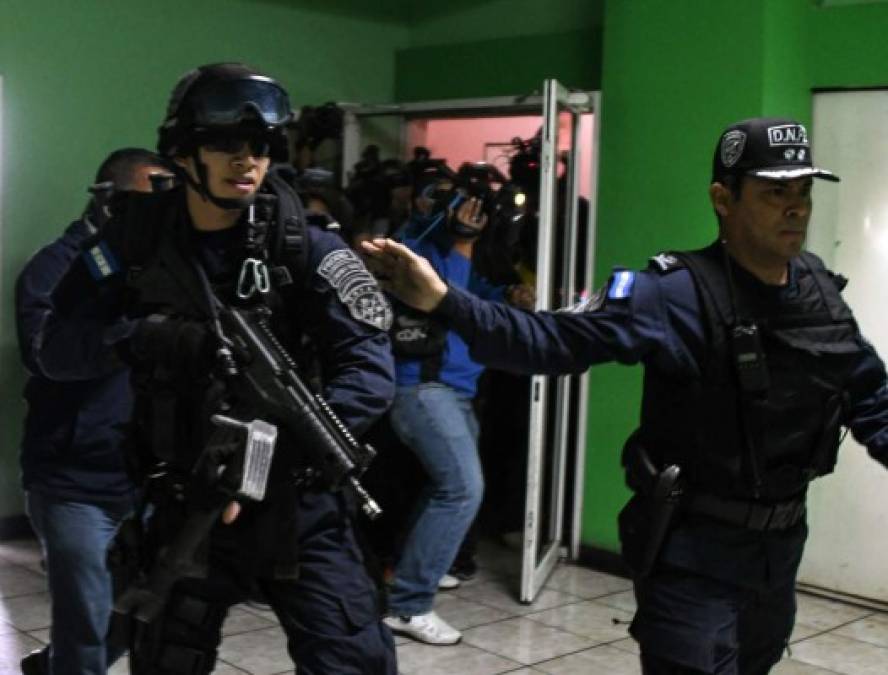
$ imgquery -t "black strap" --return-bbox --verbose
[265,170,310,284]
[674,244,766,495]
[686,493,806,531]
[150,388,179,463]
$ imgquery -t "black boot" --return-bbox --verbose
[20,648,48,675]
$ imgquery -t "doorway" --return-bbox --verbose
[341,83,600,602]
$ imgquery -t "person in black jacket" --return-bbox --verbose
[362,117,888,675]
[17,148,167,675]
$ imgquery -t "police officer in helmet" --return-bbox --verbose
[362,117,888,675]
[48,63,398,674]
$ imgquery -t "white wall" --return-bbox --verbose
[801,89,888,603]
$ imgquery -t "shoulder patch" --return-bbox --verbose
[82,240,121,280]
[607,269,636,300]
[317,248,393,331]
[648,252,684,274]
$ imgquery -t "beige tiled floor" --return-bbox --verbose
[1,537,887,674]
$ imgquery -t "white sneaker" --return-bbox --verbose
[438,573,461,590]
[383,610,462,645]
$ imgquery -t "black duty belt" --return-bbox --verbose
[686,493,806,531]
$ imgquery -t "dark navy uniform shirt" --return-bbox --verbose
[16,219,135,504]
[433,258,888,467]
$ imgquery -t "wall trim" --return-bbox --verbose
[0,515,34,541]
[576,545,632,579]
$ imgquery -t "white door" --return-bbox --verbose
[520,80,599,603]
[801,90,888,604]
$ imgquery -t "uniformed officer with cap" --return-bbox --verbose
[46,63,398,674]
[362,117,888,675]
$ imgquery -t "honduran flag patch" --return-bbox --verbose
[83,241,120,280]
[607,269,635,300]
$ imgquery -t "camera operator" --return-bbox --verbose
[382,170,532,645]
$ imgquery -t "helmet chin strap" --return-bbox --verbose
[188,148,256,210]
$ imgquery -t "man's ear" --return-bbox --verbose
[709,182,733,218]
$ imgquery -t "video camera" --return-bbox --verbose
[508,132,542,193]
[420,162,527,244]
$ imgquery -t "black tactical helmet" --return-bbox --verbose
[157,63,292,162]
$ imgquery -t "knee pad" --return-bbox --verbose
[129,593,227,675]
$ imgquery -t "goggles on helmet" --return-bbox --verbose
[189,77,292,128]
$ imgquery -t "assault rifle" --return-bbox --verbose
[215,302,382,516]
[115,302,381,623]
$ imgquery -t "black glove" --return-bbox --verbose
[129,314,216,374]
[189,425,244,508]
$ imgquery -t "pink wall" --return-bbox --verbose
[405,114,594,197]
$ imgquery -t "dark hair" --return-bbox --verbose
[712,173,746,226]
[718,173,745,200]
[95,148,164,189]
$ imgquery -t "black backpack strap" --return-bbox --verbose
[264,171,311,290]
[670,243,735,381]
[674,243,736,327]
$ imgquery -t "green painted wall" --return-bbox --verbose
[809,2,888,88]
[0,0,408,519]
[396,0,604,101]
[405,0,603,47]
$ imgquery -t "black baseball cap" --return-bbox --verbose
[712,117,839,183]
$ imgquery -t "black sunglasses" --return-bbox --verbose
[199,133,273,158]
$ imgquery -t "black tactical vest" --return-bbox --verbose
[117,181,310,476]
[637,242,863,502]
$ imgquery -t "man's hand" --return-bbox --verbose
[360,238,448,312]
[454,197,488,234]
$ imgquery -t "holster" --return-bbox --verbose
[619,436,683,578]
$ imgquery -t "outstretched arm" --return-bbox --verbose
[362,238,696,378]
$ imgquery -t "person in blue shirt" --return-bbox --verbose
[44,64,398,675]
[17,148,167,675]
[363,118,888,675]
[383,181,533,645]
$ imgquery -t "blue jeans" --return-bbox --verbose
[26,490,134,675]
[387,383,484,615]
